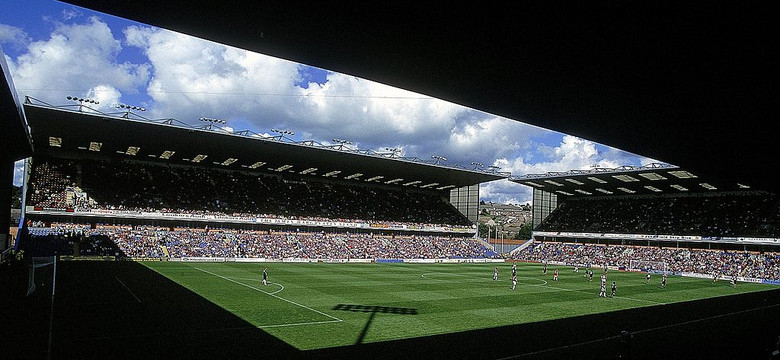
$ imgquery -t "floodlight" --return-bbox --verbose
[270,129,294,140]
[331,138,353,150]
[431,155,447,165]
[67,96,99,110]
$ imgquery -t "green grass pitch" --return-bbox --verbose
[140,261,774,350]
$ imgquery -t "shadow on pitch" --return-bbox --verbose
[332,304,418,345]
[46,261,299,360]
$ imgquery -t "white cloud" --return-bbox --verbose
[0,23,30,49]
[125,25,302,123]
[7,16,150,108]
[479,179,530,205]
[481,135,649,204]
[61,7,83,21]
[446,115,547,166]
[501,135,627,176]
[121,24,517,167]
[85,84,122,111]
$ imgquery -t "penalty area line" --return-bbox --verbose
[193,267,342,323]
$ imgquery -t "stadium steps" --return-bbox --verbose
[508,238,534,257]
[474,237,492,249]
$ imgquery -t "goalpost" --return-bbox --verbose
[26,256,58,359]
[629,259,668,274]
[27,256,56,297]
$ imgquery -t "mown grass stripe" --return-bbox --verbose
[193,267,342,322]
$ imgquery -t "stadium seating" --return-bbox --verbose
[535,193,780,238]
[18,224,120,258]
[27,156,472,228]
[21,222,779,280]
[513,241,780,281]
[24,225,496,260]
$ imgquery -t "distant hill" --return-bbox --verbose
[478,202,532,239]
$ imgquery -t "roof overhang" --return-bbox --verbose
[24,102,507,190]
[0,45,32,161]
[511,163,752,198]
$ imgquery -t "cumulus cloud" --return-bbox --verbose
[121,24,529,169]
[0,23,30,49]
[125,25,302,123]
[480,179,529,205]
[500,135,623,176]
[445,115,547,166]
[480,135,650,204]
[6,16,149,110]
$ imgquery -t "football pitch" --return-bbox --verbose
[140,261,774,350]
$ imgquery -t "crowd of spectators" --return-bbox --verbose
[536,193,780,238]
[19,222,120,258]
[27,156,471,229]
[27,160,78,209]
[23,224,497,260]
[107,225,168,258]
[18,222,780,280]
[157,229,496,259]
[513,241,780,281]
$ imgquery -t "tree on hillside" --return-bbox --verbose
[516,222,533,240]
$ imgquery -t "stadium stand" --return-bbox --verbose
[513,184,780,281]
[535,192,780,239]
[17,222,120,258]
[19,224,498,260]
[27,155,472,229]
[513,241,780,281]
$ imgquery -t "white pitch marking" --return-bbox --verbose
[115,276,142,303]
[194,267,342,322]
[258,319,342,329]
[226,277,285,295]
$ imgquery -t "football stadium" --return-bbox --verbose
[2,2,780,360]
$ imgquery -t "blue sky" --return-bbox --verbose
[0,0,658,204]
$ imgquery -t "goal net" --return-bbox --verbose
[629,259,667,274]
[27,256,56,296]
